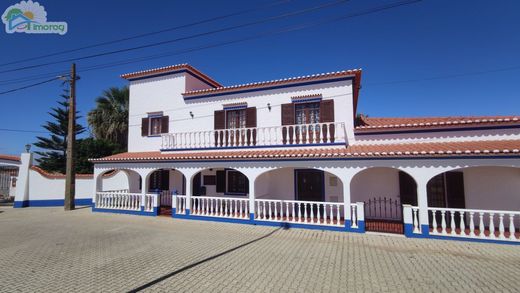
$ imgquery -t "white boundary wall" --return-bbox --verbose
[14,153,127,206]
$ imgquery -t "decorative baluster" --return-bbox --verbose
[326,123,331,143]
[469,212,475,237]
[440,210,447,235]
[316,203,321,224]
[450,210,456,235]
[412,208,419,233]
[285,202,289,222]
[352,205,358,228]
[310,204,314,223]
[336,204,341,226]
[489,213,495,239]
[303,203,308,223]
[297,203,302,223]
[479,212,485,238]
[499,213,505,240]
[459,211,466,236]
[323,204,328,225]
[431,210,438,234]
[509,214,516,240]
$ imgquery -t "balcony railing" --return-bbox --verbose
[161,122,346,150]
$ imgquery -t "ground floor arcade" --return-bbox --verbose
[92,157,520,244]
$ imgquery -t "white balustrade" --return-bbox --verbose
[428,207,520,242]
[175,195,187,215]
[190,196,249,219]
[95,192,142,211]
[254,199,344,227]
[161,122,346,150]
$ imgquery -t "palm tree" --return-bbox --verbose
[88,86,129,151]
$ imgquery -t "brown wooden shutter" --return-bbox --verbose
[319,100,334,123]
[161,116,169,133]
[141,117,149,136]
[281,103,295,125]
[245,107,257,128]
[216,170,226,193]
[214,110,225,129]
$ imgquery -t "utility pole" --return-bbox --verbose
[64,63,76,211]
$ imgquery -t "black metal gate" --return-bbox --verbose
[364,197,404,234]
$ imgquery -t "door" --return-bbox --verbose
[295,170,324,218]
[296,169,324,201]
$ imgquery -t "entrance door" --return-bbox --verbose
[296,169,324,202]
[296,170,324,218]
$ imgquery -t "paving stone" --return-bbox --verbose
[1,207,520,292]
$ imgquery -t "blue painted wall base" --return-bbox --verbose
[14,198,92,208]
[92,206,158,216]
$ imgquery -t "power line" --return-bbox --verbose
[0,0,422,87]
[0,77,61,95]
[0,128,49,134]
[0,0,291,68]
[0,0,351,75]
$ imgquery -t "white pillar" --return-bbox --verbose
[177,169,198,216]
[92,166,103,207]
[416,178,429,235]
[14,152,32,208]
[338,169,357,230]
[248,176,255,221]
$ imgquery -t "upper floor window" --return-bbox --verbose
[295,102,320,125]
[226,109,246,129]
[141,114,169,136]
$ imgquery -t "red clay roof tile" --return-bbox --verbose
[90,139,520,163]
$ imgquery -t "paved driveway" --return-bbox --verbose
[0,207,519,292]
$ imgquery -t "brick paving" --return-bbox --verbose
[1,207,519,292]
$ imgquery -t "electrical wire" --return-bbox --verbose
[0,0,291,68]
[0,0,352,74]
[0,77,61,95]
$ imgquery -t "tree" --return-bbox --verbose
[34,90,85,174]
[87,86,129,151]
[75,138,120,174]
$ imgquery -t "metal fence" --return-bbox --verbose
[364,197,403,234]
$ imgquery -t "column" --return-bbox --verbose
[416,179,430,236]
[248,177,255,221]
[14,152,32,208]
[91,166,102,208]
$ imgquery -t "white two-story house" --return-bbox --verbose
[91,63,520,244]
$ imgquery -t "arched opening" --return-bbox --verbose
[182,168,250,219]
[145,168,186,216]
[94,169,143,211]
[426,166,520,238]
[255,167,343,202]
[253,167,344,226]
[350,167,417,234]
[192,168,249,197]
[96,169,142,193]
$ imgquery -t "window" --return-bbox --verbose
[226,109,246,129]
[150,117,162,135]
[226,170,248,194]
[295,102,320,125]
[141,115,169,136]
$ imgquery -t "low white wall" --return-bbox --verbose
[28,169,93,201]
[463,167,520,211]
[350,168,401,203]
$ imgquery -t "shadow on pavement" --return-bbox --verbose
[127,227,282,292]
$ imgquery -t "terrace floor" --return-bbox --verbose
[0,206,519,292]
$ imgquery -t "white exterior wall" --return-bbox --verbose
[99,170,130,191]
[462,167,520,211]
[128,73,355,152]
[28,170,93,201]
[350,168,401,203]
[254,168,344,202]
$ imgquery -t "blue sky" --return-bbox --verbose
[0,0,519,155]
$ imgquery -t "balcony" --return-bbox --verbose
[161,122,346,150]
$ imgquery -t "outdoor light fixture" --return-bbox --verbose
[267,103,271,111]
[25,144,31,153]
[190,111,194,118]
